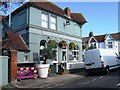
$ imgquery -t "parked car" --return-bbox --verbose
[84,49,120,74]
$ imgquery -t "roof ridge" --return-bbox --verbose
[3,1,86,25]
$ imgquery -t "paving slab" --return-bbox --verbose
[3,72,86,89]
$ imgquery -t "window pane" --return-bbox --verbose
[50,23,56,30]
[108,45,113,48]
[42,14,48,21]
[50,16,56,30]
[42,21,48,28]
[108,42,113,48]
[41,13,48,28]
[51,16,56,23]
[108,42,112,44]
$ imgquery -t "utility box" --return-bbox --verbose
[0,56,8,86]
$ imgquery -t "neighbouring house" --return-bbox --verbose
[2,2,86,74]
[0,32,29,83]
[82,31,120,59]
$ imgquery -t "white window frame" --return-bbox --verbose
[72,49,79,60]
[107,41,113,48]
[62,49,67,62]
[41,13,48,28]
[50,16,57,30]
[24,53,29,62]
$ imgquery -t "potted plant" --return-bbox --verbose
[59,41,67,49]
[36,43,56,78]
[69,42,75,50]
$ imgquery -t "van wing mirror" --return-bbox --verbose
[115,53,120,59]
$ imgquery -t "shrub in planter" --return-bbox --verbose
[37,42,57,78]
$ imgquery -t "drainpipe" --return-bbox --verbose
[9,1,12,27]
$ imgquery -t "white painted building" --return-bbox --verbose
[82,32,120,58]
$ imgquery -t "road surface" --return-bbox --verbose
[48,69,120,90]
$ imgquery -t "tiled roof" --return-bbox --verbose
[2,32,28,51]
[82,32,120,43]
[71,13,86,24]
[110,32,120,40]
[10,2,86,25]
[94,34,106,42]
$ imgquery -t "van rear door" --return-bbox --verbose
[84,49,102,69]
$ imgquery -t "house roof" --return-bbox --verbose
[8,2,86,25]
[110,32,120,40]
[2,32,29,51]
[71,13,86,24]
[82,32,120,44]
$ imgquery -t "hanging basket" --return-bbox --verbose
[69,42,75,50]
[82,44,87,50]
[59,41,67,49]
[48,40,57,48]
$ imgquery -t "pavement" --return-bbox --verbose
[2,72,85,89]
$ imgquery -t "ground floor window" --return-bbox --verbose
[72,50,79,60]
[72,45,79,60]
[24,53,29,62]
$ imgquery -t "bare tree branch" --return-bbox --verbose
[0,0,25,15]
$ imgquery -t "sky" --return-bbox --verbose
[51,2,118,37]
[1,1,118,37]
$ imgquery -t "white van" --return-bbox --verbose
[84,49,120,74]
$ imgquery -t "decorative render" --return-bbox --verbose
[2,1,87,73]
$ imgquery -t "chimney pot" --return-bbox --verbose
[89,31,94,37]
[64,7,71,18]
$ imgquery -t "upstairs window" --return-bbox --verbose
[108,41,113,48]
[41,13,48,28]
[50,16,56,30]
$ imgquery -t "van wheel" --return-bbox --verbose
[105,66,110,74]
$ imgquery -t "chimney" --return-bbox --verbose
[64,7,71,18]
[89,31,94,37]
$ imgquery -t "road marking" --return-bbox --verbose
[91,79,97,82]
[99,76,103,79]
[84,81,90,84]
[117,83,120,86]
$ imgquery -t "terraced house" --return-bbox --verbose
[82,32,120,56]
[2,2,86,74]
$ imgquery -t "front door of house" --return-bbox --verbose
[62,49,67,62]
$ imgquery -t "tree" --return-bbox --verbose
[0,0,26,34]
[0,1,25,14]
